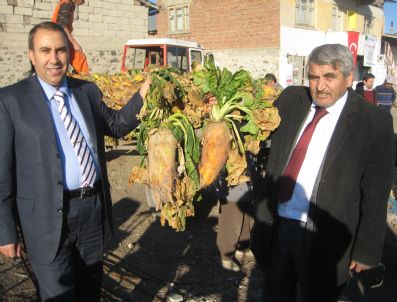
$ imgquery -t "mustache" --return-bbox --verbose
[315,89,330,94]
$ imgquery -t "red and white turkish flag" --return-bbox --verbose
[348,31,360,66]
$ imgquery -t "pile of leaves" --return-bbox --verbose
[71,70,145,147]
[71,70,144,109]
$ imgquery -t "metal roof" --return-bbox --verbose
[124,38,203,49]
[135,0,159,10]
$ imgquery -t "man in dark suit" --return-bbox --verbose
[251,44,395,301]
[0,21,150,301]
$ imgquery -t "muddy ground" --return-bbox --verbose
[1,141,397,302]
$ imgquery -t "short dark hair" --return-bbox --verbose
[28,22,68,76]
[28,21,68,51]
[363,73,375,82]
[264,73,277,83]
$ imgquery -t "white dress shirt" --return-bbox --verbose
[278,91,348,222]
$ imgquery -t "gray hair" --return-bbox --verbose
[306,44,354,78]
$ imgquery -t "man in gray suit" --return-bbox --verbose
[251,44,395,301]
[0,21,150,301]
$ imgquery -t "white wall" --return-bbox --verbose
[279,26,386,88]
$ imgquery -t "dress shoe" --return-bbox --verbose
[221,258,240,272]
[234,249,254,262]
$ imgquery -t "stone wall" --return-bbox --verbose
[0,0,149,87]
[209,47,280,79]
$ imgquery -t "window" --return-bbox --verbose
[364,15,374,34]
[288,55,306,86]
[168,5,189,33]
[295,0,315,27]
[190,50,202,65]
[167,46,188,73]
[331,5,344,31]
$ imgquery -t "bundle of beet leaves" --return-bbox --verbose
[74,55,281,231]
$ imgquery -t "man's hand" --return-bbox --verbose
[204,96,217,114]
[73,42,83,52]
[0,243,21,258]
[139,76,151,99]
[350,260,371,273]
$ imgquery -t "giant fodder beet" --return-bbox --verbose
[147,127,177,209]
[199,121,231,188]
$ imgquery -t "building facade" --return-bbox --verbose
[382,34,397,83]
[155,0,281,79]
[155,0,387,87]
[0,0,149,87]
[280,0,386,87]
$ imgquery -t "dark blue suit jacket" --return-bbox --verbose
[0,76,143,264]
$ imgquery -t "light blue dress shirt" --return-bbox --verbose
[38,77,101,190]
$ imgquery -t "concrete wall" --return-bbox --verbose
[0,0,149,87]
[210,47,280,79]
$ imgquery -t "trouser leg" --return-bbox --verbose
[73,194,104,302]
[30,247,75,302]
[264,218,298,302]
[30,194,104,302]
[265,217,346,302]
[73,252,103,302]
[216,201,247,260]
[237,204,251,250]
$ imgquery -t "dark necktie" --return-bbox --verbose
[277,106,328,202]
[53,90,97,187]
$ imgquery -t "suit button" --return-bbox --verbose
[58,208,63,214]
[56,153,61,159]
[58,181,63,186]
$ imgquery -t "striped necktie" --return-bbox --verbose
[53,90,97,188]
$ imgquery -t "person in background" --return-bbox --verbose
[355,73,377,105]
[264,73,283,90]
[251,44,395,302]
[0,22,150,301]
[52,0,89,74]
[214,168,253,272]
[375,75,396,113]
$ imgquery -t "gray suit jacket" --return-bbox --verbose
[251,86,395,284]
[0,76,143,264]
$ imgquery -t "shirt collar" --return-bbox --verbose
[312,90,348,116]
[37,76,70,101]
